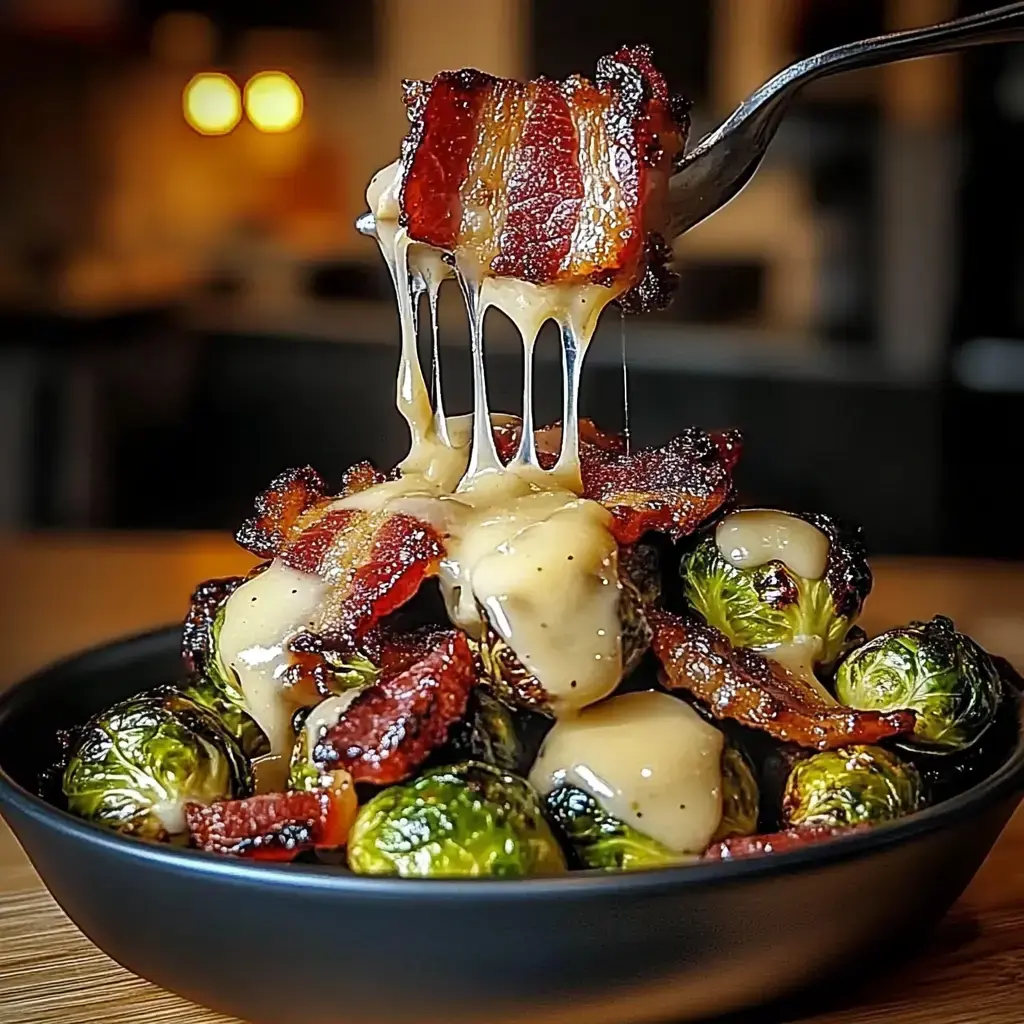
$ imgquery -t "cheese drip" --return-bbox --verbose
[530,691,726,853]
[217,561,329,754]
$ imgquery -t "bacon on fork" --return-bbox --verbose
[399,45,689,310]
[649,608,917,751]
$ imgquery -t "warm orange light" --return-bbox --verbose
[183,72,241,135]
[244,71,303,133]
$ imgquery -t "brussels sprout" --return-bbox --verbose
[783,745,923,829]
[181,593,269,758]
[682,511,870,672]
[443,689,526,774]
[347,761,566,878]
[835,616,1003,752]
[63,689,253,839]
[714,743,760,841]
[545,786,685,871]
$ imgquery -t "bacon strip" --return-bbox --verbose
[235,462,390,561]
[703,824,868,861]
[186,774,357,862]
[402,70,496,250]
[399,45,687,309]
[650,608,916,751]
[313,630,477,785]
[282,508,444,647]
[235,466,328,559]
[491,416,625,467]
[581,428,742,544]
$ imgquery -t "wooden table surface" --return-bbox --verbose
[1,533,1023,1024]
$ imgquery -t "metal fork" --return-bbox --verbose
[668,1,1024,237]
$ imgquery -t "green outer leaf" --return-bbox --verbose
[545,785,684,871]
[783,745,923,829]
[62,689,251,839]
[347,762,567,878]
[835,616,1002,751]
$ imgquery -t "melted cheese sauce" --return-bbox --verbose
[716,509,835,696]
[716,509,829,581]
[217,562,329,754]
[530,691,725,852]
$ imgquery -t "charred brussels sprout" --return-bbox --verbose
[63,689,253,839]
[835,616,1002,752]
[181,581,269,758]
[444,689,525,774]
[347,761,566,878]
[681,511,871,671]
[714,743,759,841]
[545,786,684,871]
[783,746,923,829]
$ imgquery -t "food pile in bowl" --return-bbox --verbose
[43,46,1021,878]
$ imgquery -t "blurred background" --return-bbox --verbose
[1,0,1022,558]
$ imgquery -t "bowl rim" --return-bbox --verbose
[2,624,1022,900]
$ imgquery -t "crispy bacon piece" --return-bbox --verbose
[186,773,357,862]
[649,608,916,751]
[341,460,390,495]
[282,508,445,647]
[491,416,625,468]
[400,45,687,309]
[491,418,739,543]
[313,630,477,785]
[703,824,868,861]
[235,466,328,560]
[181,576,243,669]
[581,428,742,544]
[235,462,391,561]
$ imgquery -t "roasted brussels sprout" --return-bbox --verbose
[181,585,269,758]
[783,745,923,829]
[715,743,760,841]
[835,616,1002,752]
[347,761,566,878]
[682,510,871,672]
[443,688,526,774]
[545,785,684,871]
[63,689,253,839]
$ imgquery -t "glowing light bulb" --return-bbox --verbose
[183,72,241,135]
[244,71,303,133]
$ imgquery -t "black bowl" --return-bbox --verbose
[1,627,1023,1024]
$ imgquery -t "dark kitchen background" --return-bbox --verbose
[1,0,1021,558]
